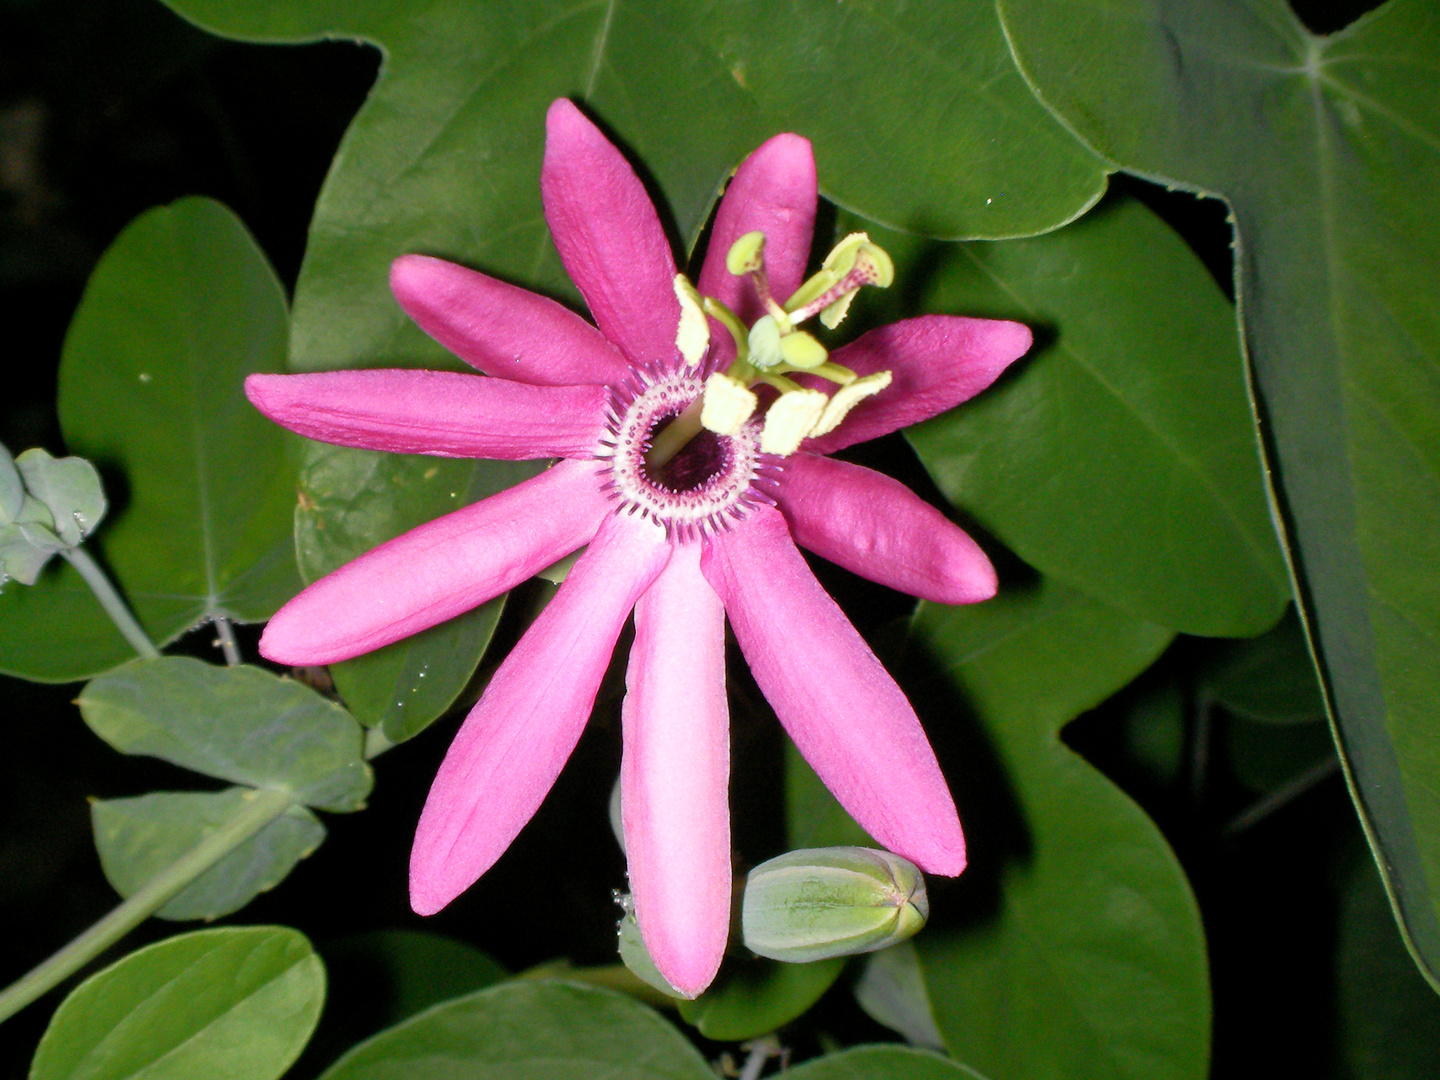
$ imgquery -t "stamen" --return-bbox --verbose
[784,232,895,327]
[673,275,710,366]
[703,297,751,363]
[701,373,758,436]
[809,371,893,438]
[760,389,827,456]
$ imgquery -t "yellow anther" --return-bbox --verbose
[778,330,828,370]
[673,275,710,366]
[726,231,767,276]
[760,389,827,455]
[785,232,895,326]
[819,291,857,330]
[701,372,758,436]
[809,371,892,438]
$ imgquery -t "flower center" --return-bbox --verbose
[599,371,772,540]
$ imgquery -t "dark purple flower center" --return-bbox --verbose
[600,370,775,541]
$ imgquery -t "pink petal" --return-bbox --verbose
[389,255,631,386]
[804,316,1033,454]
[259,460,610,665]
[772,454,996,604]
[698,134,817,350]
[702,507,966,877]
[542,100,679,368]
[622,542,730,998]
[245,371,608,460]
[411,512,670,915]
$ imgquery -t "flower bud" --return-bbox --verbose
[741,846,928,963]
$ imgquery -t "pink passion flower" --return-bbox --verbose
[246,99,1031,997]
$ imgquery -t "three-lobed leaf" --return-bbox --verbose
[999,0,1440,990]
[30,926,324,1080]
[907,578,1208,1080]
[78,657,371,812]
[904,194,1288,638]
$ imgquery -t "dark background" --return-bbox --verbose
[1,0,1427,1078]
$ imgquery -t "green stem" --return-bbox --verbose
[0,787,292,1024]
[212,613,241,667]
[60,547,159,660]
[644,397,706,471]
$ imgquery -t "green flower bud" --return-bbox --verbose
[741,847,928,964]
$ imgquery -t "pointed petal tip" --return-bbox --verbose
[646,933,724,999]
[545,97,591,141]
[408,870,457,917]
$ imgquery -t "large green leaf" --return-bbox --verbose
[998,0,1440,989]
[78,657,371,812]
[905,194,1287,637]
[295,443,541,742]
[910,579,1209,1080]
[0,198,299,684]
[157,0,1105,379]
[786,1046,991,1080]
[316,981,712,1080]
[92,789,325,921]
[29,926,324,1080]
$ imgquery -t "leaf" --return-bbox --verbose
[853,943,945,1051]
[30,926,324,1080]
[156,0,1106,379]
[904,194,1288,637]
[15,450,106,546]
[316,980,713,1080]
[78,657,371,812]
[1202,607,1327,724]
[998,0,1440,989]
[1337,842,1440,1078]
[0,197,299,683]
[295,443,542,742]
[321,931,507,1030]
[785,1046,993,1080]
[909,578,1210,1080]
[676,955,845,1042]
[92,789,325,921]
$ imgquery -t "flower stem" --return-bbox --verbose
[645,397,706,471]
[0,787,292,1024]
[60,547,159,660]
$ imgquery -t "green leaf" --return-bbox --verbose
[904,194,1288,637]
[15,450,106,546]
[317,981,712,1080]
[0,197,299,683]
[30,926,324,1080]
[853,943,945,1051]
[321,931,507,1031]
[1337,843,1440,1079]
[92,789,325,921]
[786,1046,992,1080]
[1203,607,1327,725]
[998,0,1440,990]
[676,955,845,1042]
[78,657,371,811]
[156,0,1105,379]
[295,443,543,741]
[910,578,1209,1080]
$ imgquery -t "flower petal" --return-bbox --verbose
[702,507,966,876]
[542,100,679,368]
[245,370,609,460]
[772,453,996,604]
[804,316,1033,454]
[698,134,817,335]
[411,512,670,915]
[259,460,610,665]
[389,255,631,386]
[622,542,730,998]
